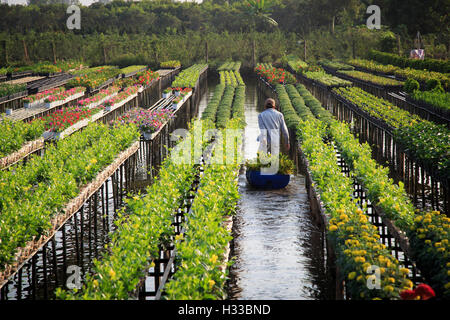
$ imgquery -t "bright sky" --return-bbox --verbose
[2,0,203,6]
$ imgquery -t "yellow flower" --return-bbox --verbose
[354,256,365,263]
[383,285,394,293]
[356,208,363,215]
[329,225,338,232]
[175,234,184,241]
[209,254,218,264]
[434,242,441,247]
[444,283,450,289]
[346,226,354,232]
[93,279,99,287]
[109,269,116,280]
[400,268,410,275]
[208,279,215,288]
[90,158,97,164]
[357,275,364,282]
[425,240,431,245]
[437,247,445,252]
[387,277,395,284]
[348,272,356,280]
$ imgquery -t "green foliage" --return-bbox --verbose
[319,60,355,71]
[164,120,242,300]
[171,64,208,88]
[217,61,241,71]
[160,60,181,68]
[369,50,450,74]
[333,86,450,182]
[201,83,226,123]
[0,123,140,269]
[404,78,420,93]
[119,65,147,75]
[245,152,294,175]
[0,118,45,159]
[304,70,352,87]
[408,211,450,298]
[0,83,27,98]
[338,70,404,87]
[411,89,450,111]
[425,79,444,92]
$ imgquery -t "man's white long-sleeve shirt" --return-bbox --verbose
[257,108,290,152]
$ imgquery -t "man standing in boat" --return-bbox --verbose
[257,98,290,155]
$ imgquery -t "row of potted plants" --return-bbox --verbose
[164,119,242,299]
[77,86,120,109]
[113,108,174,139]
[293,83,449,299]
[137,69,160,87]
[319,59,355,71]
[160,60,181,69]
[368,50,450,74]
[337,70,404,87]
[0,83,27,101]
[171,64,208,88]
[0,123,140,269]
[231,84,246,127]
[101,86,140,112]
[0,117,45,159]
[43,86,85,108]
[38,106,103,134]
[409,87,450,113]
[295,111,411,300]
[215,86,236,129]
[22,87,66,108]
[119,65,147,78]
[201,83,226,123]
[55,120,213,299]
[333,86,450,182]
[272,83,416,299]
[348,58,450,90]
[217,61,241,72]
[219,70,245,87]
[285,55,309,74]
[68,66,120,90]
[254,64,296,86]
[303,70,352,88]
[295,84,414,230]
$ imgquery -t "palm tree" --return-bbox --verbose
[245,0,278,27]
[245,0,278,67]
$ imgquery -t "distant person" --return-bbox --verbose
[257,98,290,154]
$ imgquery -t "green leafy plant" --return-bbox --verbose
[245,152,294,175]
[404,78,420,93]
[0,123,140,269]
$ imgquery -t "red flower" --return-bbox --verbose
[400,284,435,300]
[400,290,416,300]
[414,284,435,300]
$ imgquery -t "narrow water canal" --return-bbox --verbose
[228,75,333,300]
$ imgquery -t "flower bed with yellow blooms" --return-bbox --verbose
[409,211,450,298]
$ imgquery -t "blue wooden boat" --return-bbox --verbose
[246,170,290,189]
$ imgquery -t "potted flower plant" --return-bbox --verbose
[245,152,294,189]
[163,88,172,99]
[172,96,183,109]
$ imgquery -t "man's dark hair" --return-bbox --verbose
[265,98,276,109]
